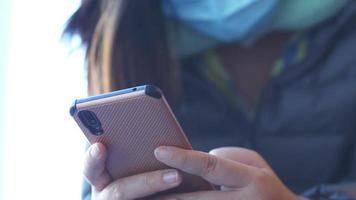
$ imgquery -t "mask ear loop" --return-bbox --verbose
[88,0,120,95]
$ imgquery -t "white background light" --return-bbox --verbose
[3,0,88,199]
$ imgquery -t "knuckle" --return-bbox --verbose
[254,168,272,183]
[142,175,154,188]
[83,154,98,181]
[250,150,260,157]
[179,153,189,168]
[111,185,125,200]
[244,149,261,159]
[98,186,125,200]
[83,170,94,184]
[202,155,218,176]
[82,167,97,186]
[142,173,158,191]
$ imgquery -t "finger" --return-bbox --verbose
[209,147,270,169]
[154,146,256,187]
[159,191,239,200]
[99,169,182,200]
[83,143,112,191]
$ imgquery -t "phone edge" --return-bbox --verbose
[70,85,161,116]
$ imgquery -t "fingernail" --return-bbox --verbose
[155,147,172,160]
[162,170,178,184]
[90,144,100,159]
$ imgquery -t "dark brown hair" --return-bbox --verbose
[64,0,181,103]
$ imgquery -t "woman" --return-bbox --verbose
[65,0,356,199]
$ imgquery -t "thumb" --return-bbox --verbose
[83,143,112,191]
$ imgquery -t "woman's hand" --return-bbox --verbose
[84,143,305,200]
[84,143,182,200]
[154,146,305,200]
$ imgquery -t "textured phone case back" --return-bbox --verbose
[71,88,212,194]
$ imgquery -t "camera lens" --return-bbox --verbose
[83,111,97,125]
[78,110,104,136]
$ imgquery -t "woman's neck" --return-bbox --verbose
[216,32,293,107]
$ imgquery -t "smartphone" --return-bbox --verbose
[70,85,213,194]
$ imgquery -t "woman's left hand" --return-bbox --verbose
[154,146,305,200]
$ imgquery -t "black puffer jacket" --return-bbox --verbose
[176,2,356,199]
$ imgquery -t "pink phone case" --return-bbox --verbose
[70,85,213,194]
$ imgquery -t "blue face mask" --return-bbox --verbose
[163,0,348,57]
[163,0,279,42]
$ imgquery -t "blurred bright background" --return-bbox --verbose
[1,0,88,199]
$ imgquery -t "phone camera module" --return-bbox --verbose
[78,110,104,136]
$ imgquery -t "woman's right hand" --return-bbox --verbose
[84,143,182,200]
